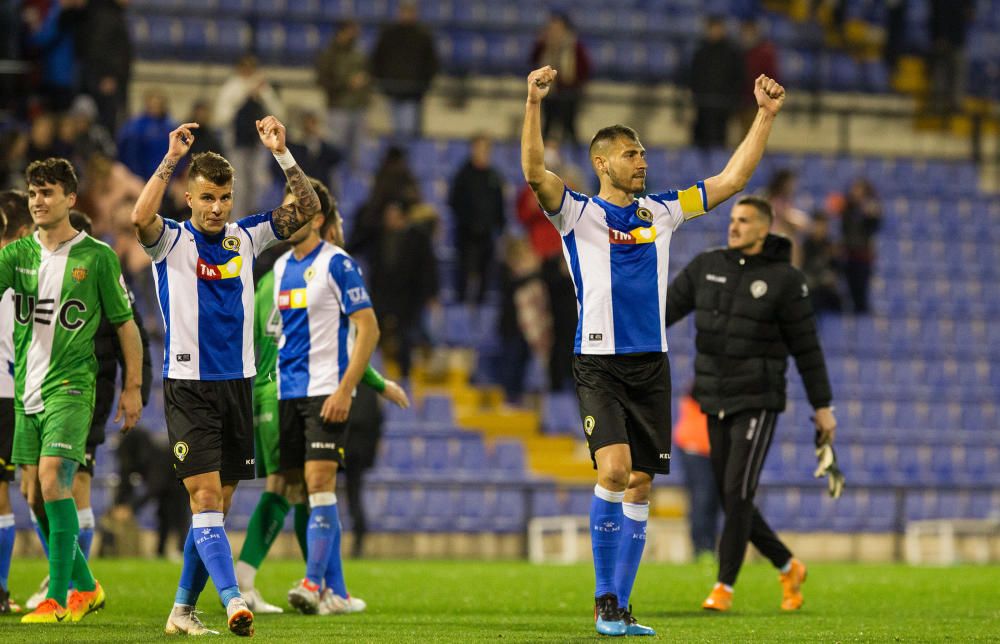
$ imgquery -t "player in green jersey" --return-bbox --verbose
[235,179,409,613]
[0,159,143,624]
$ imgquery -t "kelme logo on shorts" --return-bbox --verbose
[584,416,596,436]
[173,441,189,462]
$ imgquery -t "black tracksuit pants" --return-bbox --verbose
[708,409,793,586]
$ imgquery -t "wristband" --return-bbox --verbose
[362,365,386,393]
[273,148,296,170]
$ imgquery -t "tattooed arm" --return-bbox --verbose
[256,115,321,239]
[132,122,198,246]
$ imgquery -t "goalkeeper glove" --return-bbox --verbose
[813,431,845,499]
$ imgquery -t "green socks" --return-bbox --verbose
[294,503,309,560]
[238,492,291,569]
[44,498,95,607]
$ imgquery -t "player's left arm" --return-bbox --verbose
[775,271,836,445]
[361,364,411,408]
[258,115,322,240]
[321,308,380,424]
[703,75,786,211]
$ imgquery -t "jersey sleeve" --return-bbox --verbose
[648,181,709,231]
[0,244,14,293]
[238,211,282,256]
[543,186,589,236]
[327,254,373,315]
[141,217,182,262]
[98,249,134,325]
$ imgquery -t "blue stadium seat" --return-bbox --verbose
[456,488,488,531]
[491,441,527,478]
[456,438,488,474]
[419,488,457,531]
[421,436,452,475]
[421,395,455,425]
[379,436,416,473]
[492,489,526,532]
[542,392,580,435]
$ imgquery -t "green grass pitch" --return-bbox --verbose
[1,558,997,641]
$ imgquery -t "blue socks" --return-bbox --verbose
[590,484,625,599]
[30,510,49,557]
[77,508,95,560]
[615,502,649,609]
[0,514,14,590]
[174,526,211,606]
[190,512,240,606]
[323,501,347,597]
[306,493,338,587]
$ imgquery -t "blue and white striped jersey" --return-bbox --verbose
[144,213,281,380]
[272,241,372,400]
[546,183,708,355]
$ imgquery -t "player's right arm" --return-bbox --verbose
[361,364,410,408]
[131,122,199,247]
[521,66,566,214]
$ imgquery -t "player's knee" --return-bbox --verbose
[625,475,653,502]
[188,487,224,513]
[597,465,630,490]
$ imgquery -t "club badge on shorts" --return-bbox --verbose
[584,416,596,436]
[173,441,189,462]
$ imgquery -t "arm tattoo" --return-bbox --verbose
[154,158,178,183]
[272,164,321,239]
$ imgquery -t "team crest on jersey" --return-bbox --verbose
[304,267,317,282]
[751,280,768,299]
[221,236,241,252]
[609,226,657,245]
[71,266,88,283]
[635,207,653,223]
[584,416,596,436]
[173,441,189,462]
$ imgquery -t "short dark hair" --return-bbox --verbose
[26,158,78,195]
[589,124,639,157]
[736,195,774,224]
[69,209,93,235]
[0,190,30,238]
[282,177,338,238]
[189,152,234,186]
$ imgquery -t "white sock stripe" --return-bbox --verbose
[309,492,337,507]
[77,508,96,528]
[0,513,15,528]
[622,502,650,522]
[29,509,38,524]
[593,484,626,504]
[191,512,226,528]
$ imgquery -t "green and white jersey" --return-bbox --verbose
[254,270,279,391]
[0,231,132,414]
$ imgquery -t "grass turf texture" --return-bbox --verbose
[2,558,998,642]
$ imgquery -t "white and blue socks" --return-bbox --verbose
[77,508,95,560]
[615,502,649,609]
[306,493,338,587]
[29,509,49,557]
[590,484,625,599]
[190,512,241,606]
[174,525,211,607]
[0,513,14,590]
[322,497,348,597]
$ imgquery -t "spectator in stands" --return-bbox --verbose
[371,1,439,140]
[369,201,439,378]
[498,237,551,405]
[348,145,421,261]
[800,211,843,314]
[66,94,117,165]
[448,134,506,307]
[117,89,176,180]
[185,99,224,158]
[840,178,881,314]
[667,196,836,613]
[928,0,974,116]
[689,15,745,149]
[740,19,779,131]
[673,389,720,561]
[23,0,84,111]
[78,0,133,134]
[884,0,907,74]
[316,19,371,169]
[530,12,592,145]
[214,54,285,215]
[764,169,810,267]
[0,130,28,190]
[281,111,342,193]
[26,112,72,163]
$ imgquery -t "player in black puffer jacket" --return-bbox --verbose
[666,196,836,612]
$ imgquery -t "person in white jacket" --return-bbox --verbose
[214,55,285,217]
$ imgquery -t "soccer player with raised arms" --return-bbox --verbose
[521,65,785,636]
[131,115,321,636]
[0,159,144,624]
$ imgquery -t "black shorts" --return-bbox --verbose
[0,397,13,482]
[77,441,100,476]
[279,397,348,471]
[573,352,672,475]
[165,378,256,481]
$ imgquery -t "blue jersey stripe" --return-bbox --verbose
[156,260,171,378]
[609,242,661,351]
[196,274,245,377]
[563,231,585,353]
[337,310,349,387]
